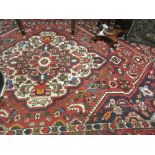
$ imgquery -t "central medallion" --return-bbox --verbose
[4,31,106,108]
[38,57,51,67]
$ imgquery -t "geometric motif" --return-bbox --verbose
[110,55,121,64]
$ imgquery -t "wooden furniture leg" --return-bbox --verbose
[15,19,26,35]
[71,19,76,34]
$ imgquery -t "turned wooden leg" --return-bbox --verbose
[71,19,76,35]
[16,19,26,35]
[53,19,56,24]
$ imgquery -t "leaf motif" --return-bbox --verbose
[102,111,112,120]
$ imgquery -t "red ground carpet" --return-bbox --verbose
[0,20,155,135]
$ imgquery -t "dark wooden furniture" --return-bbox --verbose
[71,20,76,34]
[15,19,26,35]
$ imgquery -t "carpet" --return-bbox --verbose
[0,20,155,135]
[0,20,17,35]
